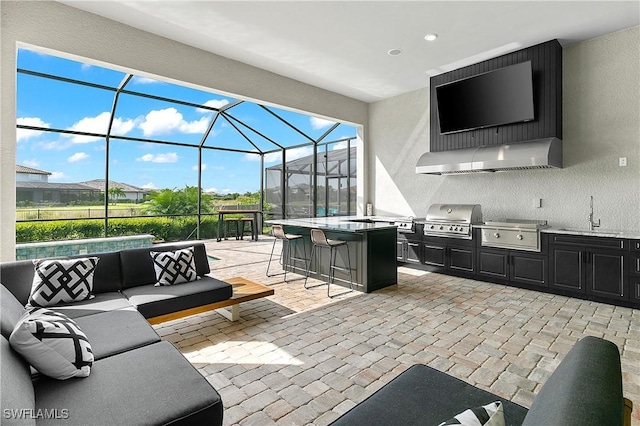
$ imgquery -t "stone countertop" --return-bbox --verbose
[265,216,398,233]
[541,227,640,239]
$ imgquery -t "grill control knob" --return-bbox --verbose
[430,225,434,229]
[449,226,453,231]
[517,234,524,240]
[493,232,500,238]
[439,226,443,230]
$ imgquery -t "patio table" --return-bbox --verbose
[215,210,262,241]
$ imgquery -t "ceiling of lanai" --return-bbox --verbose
[59,1,640,103]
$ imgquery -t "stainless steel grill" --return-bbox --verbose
[479,219,549,252]
[421,204,483,239]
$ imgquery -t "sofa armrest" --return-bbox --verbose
[522,336,624,426]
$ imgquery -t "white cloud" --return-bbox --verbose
[330,141,349,150]
[141,182,156,189]
[192,163,208,171]
[68,152,89,163]
[138,108,210,136]
[245,146,313,164]
[196,99,230,113]
[22,159,40,168]
[132,76,159,85]
[49,171,66,181]
[67,112,136,143]
[310,117,335,130]
[17,117,50,141]
[136,152,179,163]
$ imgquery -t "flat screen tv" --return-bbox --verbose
[436,61,535,135]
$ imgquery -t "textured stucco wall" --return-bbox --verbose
[0,1,367,261]
[369,26,640,231]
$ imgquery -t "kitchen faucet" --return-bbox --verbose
[588,195,601,231]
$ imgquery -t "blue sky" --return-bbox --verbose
[16,49,356,194]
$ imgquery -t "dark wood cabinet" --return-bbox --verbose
[422,236,475,274]
[397,239,421,264]
[397,227,422,265]
[549,234,628,302]
[630,240,640,306]
[478,248,547,288]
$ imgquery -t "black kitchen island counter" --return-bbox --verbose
[266,217,398,293]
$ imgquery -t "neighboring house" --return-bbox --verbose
[16,165,100,205]
[80,179,150,203]
[15,166,149,205]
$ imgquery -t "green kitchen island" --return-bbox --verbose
[266,216,398,293]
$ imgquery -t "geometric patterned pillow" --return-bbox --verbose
[150,247,199,286]
[438,401,505,426]
[28,257,99,308]
[9,307,93,380]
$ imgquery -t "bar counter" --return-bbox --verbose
[266,217,398,293]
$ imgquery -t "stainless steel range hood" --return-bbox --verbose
[416,138,562,175]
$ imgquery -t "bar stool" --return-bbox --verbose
[304,228,354,298]
[223,217,240,240]
[266,225,307,282]
[239,217,254,240]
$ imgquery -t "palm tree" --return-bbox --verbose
[108,187,126,205]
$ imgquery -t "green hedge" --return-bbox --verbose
[16,216,220,243]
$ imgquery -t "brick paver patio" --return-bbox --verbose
[153,237,640,426]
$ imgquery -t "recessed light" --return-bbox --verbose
[424,33,438,42]
[387,48,402,56]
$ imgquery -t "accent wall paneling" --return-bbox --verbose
[430,39,562,152]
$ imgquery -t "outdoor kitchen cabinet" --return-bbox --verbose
[397,231,422,265]
[422,236,475,274]
[549,234,629,302]
[630,240,640,306]
[477,246,548,289]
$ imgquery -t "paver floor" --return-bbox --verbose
[153,237,640,426]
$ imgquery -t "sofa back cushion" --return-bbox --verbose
[1,284,26,339]
[1,336,36,426]
[0,251,122,306]
[522,336,623,426]
[120,243,210,289]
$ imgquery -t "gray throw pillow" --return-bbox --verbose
[28,257,99,307]
[9,307,93,380]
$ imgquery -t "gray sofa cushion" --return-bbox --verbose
[48,292,134,319]
[331,364,528,426]
[1,336,36,426]
[34,341,223,426]
[120,243,210,289]
[74,309,160,360]
[1,284,26,339]
[0,260,37,305]
[521,336,623,426]
[69,251,122,294]
[122,276,232,319]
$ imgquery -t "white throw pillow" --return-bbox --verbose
[28,257,99,307]
[438,401,504,426]
[150,247,199,286]
[9,307,93,380]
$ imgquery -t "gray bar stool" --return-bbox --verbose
[266,225,307,282]
[304,228,354,298]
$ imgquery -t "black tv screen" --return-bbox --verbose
[436,61,535,134]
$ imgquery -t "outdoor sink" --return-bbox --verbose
[556,228,624,236]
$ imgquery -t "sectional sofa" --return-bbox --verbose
[1,243,229,425]
[331,336,632,426]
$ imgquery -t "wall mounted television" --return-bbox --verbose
[436,61,535,135]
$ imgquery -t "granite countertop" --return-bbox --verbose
[542,227,640,239]
[266,216,398,233]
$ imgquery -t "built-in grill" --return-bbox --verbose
[479,219,549,252]
[421,204,483,239]
[392,216,425,234]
